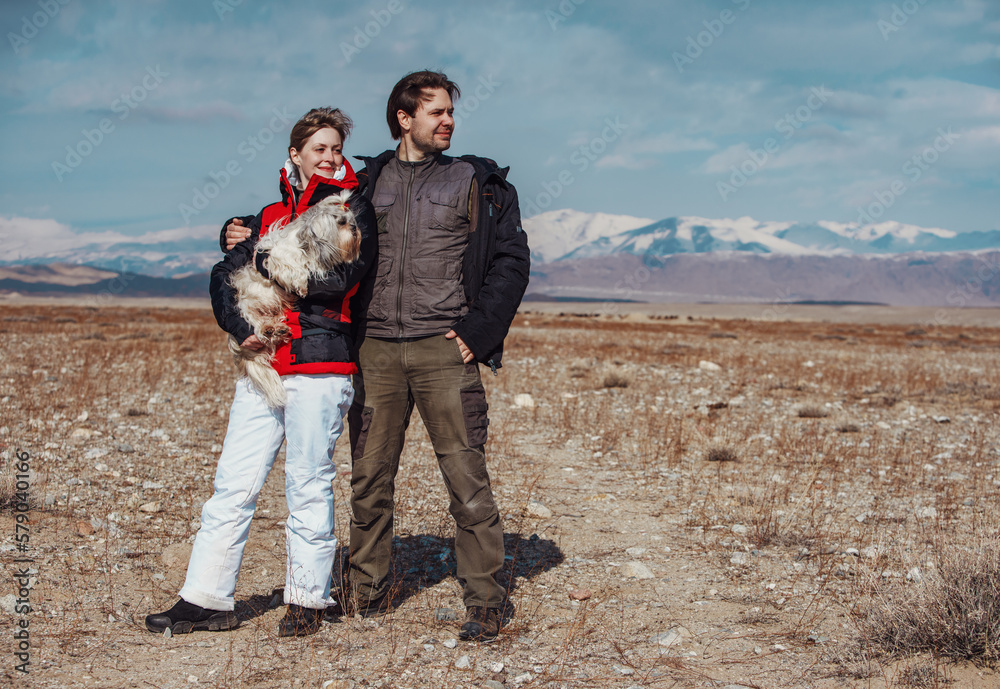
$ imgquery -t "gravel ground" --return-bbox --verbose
[2,303,1000,688]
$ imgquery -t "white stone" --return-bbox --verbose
[730,552,749,566]
[526,500,553,518]
[731,524,749,536]
[698,360,722,372]
[455,655,471,669]
[919,506,938,519]
[620,561,655,579]
[650,630,682,647]
[625,547,646,557]
[443,638,458,649]
[513,394,535,409]
[321,681,355,689]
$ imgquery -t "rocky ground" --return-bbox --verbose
[2,302,1000,688]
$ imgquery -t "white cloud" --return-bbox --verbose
[595,132,716,170]
[1,216,218,261]
[699,144,753,175]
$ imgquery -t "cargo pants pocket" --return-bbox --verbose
[460,384,489,449]
[351,406,374,461]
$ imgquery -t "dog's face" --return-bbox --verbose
[297,199,361,265]
[335,217,362,264]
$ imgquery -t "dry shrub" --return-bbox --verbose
[706,445,737,462]
[837,423,861,433]
[601,372,630,389]
[0,460,16,510]
[863,542,1000,662]
[896,661,948,688]
[797,405,830,418]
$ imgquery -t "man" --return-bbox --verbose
[223,71,530,642]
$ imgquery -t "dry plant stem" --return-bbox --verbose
[4,304,1000,687]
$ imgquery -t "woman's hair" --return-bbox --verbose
[386,70,461,140]
[288,107,353,154]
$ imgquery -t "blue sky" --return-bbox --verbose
[1,0,998,257]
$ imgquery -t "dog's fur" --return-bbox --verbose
[227,190,360,408]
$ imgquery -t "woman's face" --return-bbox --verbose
[290,127,344,186]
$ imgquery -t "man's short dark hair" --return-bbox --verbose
[386,70,461,140]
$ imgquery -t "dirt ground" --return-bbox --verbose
[2,300,1000,688]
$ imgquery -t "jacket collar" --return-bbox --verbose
[279,159,359,217]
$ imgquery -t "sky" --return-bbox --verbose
[0,0,998,257]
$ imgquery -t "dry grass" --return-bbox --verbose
[797,405,831,419]
[3,303,1000,687]
[0,456,17,510]
[862,540,1000,663]
[705,445,738,462]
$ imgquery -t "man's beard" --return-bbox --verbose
[413,126,451,154]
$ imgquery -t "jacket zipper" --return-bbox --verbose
[395,163,416,334]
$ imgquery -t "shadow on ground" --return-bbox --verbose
[331,532,564,611]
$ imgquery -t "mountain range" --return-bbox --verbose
[525,210,1000,263]
[3,211,1000,306]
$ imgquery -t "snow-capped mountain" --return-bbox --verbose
[0,216,220,278]
[4,211,1000,301]
[523,209,653,264]
[522,211,1000,262]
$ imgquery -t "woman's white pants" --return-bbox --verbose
[179,373,353,611]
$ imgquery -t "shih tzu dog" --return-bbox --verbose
[227,190,360,408]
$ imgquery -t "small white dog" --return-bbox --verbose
[227,190,361,408]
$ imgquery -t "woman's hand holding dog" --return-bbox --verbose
[241,334,265,351]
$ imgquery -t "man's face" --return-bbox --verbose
[403,88,455,154]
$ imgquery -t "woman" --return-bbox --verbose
[145,107,375,637]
